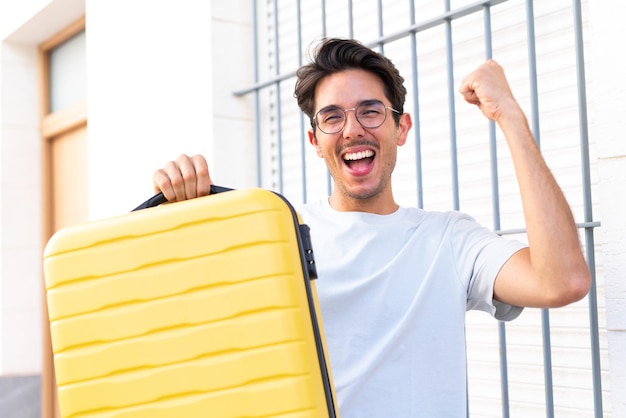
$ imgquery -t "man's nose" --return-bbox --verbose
[342,109,364,137]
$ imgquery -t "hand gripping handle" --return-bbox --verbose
[132,185,233,211]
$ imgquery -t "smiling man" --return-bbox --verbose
[306,69,411,213]
[152,38,591,417]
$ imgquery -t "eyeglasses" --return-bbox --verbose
[314,99,401,134]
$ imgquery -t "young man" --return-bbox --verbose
[152,38,590,416]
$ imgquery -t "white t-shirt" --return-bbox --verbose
[297,199,526,417]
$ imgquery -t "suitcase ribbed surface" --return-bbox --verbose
[43,189,334,418]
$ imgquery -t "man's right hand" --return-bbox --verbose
[152,154,212,202]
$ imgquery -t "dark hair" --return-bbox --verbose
[294,38,407,130]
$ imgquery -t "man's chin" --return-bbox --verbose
[341,183,382,201]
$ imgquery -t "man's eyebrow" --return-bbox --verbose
[317,99,383,113]
[316,104,341,113]
[359,99,383,106]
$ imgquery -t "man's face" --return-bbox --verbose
[308,69,412,211]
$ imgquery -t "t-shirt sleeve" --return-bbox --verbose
[450,213,527,321]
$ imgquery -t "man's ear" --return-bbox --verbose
[308,130,324,158]
[396,113,413,146]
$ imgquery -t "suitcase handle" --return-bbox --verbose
[132,184,233,211]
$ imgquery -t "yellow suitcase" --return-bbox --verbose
[43,186,338,418]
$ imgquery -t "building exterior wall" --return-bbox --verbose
[86,0,256,220]
[589,2,626,416]
[0,39,43,418]
[0,0,624,416]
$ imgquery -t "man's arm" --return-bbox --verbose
[459,60,591,308]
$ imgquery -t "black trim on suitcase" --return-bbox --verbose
[271,192,336,418]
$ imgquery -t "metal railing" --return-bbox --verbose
[234,1,602,416]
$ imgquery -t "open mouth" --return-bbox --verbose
[343,149,375,171]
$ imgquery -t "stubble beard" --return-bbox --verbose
[333,154,397,202]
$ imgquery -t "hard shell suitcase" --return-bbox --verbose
[43,186,338,418]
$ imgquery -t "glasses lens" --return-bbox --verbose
[356,101,386,128]
[316,107,345,134]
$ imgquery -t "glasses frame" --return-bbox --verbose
[313,99,402,134]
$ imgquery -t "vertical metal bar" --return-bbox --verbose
[377,0,384,54]
[297,0,308,202]
[324,0,356,196]
[484,7,499,230]
[541,309,554,418]
[524,2,555,416]
[572,1,603,416]
[526,0,541,147]
[325,0,332,195]
[409,0,423,209]
[524,2,556,417]
[322,0,327,36]
[253,0,262,187]
[482,5,511,417]
[498,322,511,418]
[272,0,284,193]
[444,0,459,210]
[583,223,601,418]
[348,0,354,38]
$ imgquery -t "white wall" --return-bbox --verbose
[0,41,42,375]
[589,2,626,416]
[86,0,256,220]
